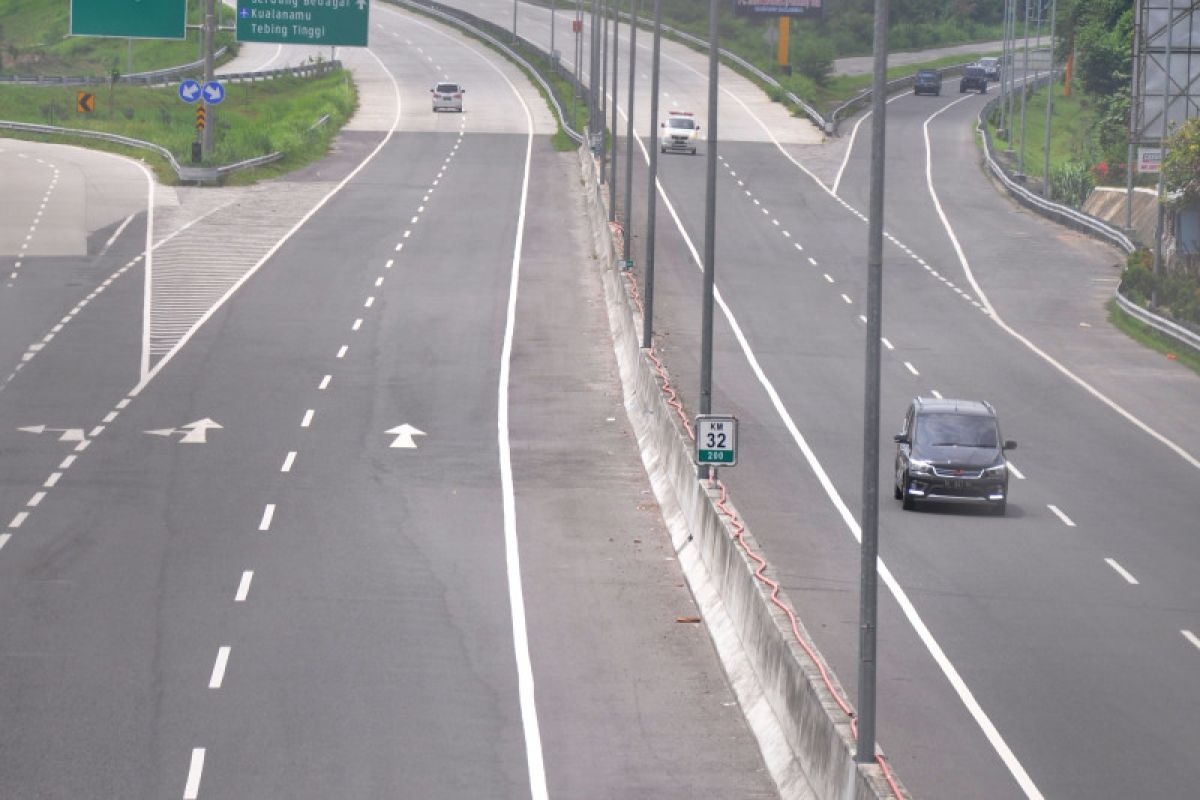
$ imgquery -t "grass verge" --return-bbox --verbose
[1107,298,1200,377]
[0,69,357,184]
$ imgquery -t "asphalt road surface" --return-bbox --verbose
[443,3,1200,798]
[0,7,778,799]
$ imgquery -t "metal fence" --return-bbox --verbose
[0,52,341,88]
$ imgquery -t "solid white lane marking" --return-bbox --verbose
[302,409,315,427]
[59,455,76,469]
[881,337,895,351]
[209,647,231,688]
[904,362,920,376]
[336,345,348,359]
[183,748,205,799]
[613,81,1046,799]
[281,452,296,473]
[26,492,45,508]
[8,512,27,529]
[44,473,62,488]
[235,571,253,602]
[920,99,1200,474]
[258,504,275,531]
[1007,462,1025,480]
[1047,505,1076,527]
[1183,630,1200,651]
[1104,558,1139,585]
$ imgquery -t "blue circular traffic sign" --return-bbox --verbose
[178,79,202,104]
[202,81,226,105]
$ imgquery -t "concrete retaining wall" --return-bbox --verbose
[577,146,907,800]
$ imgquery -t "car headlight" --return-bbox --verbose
[908,459,934,476]
[984,462,1007,477]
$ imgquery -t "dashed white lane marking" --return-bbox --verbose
[318,373,331,390]
[1104,558,1139,585]
[117,398,131,409]
[385,259,394,269]
[9,512,29,529]
[183,748,205,799]
[103,412,118,423]
[336,345,349,359]
[808,257,818,267]
[374,276,384,287]
[26,492,45,508]
[1047,505,1076,527]
[1007,462,1025,480]
[281,452,297,473]
[364,296,375,308]
[302,409,315,427]
[881,337,895,351]
[794,242,803,251]
[930,389,943,398]
[258,504,276,531]
[44,473,62,488]
[904,361,920,376]
[410,216,418,224]
[1183,630,1200,651]
[823,273,833,283]
[74,439,90,452]
[59,455,76,469]
[0,533,10,551]
[841,294,852,305]
[352,318,363,331]
[89,426,105,437]
[208,647,231,688]
[235,571,253,602]
[395,241,404,251]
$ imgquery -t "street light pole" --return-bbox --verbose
[856,0,889,767]
[202,0,215,158]
[698,0,719,441]
[642,0,662,351]
[600,0,609,184]
[623,0,640,264]
[608,2,620,223]
[1018,0,1031,175]
[1152,0,1176,299]
[1041,0,1057,198]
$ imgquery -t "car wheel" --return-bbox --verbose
[893,479,902,500]
[901,474,916,510]
[981,86,987,94]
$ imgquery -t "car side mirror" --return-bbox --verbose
[660,122,665,128]
[430,88,435,93]
[696,125,701,131]
[461,88,466,92]
[1003,440,1017,451]
[893,433,909,444]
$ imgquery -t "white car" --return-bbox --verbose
[431,82,465,112]
[660,112,700,155]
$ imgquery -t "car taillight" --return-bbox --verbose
[453,93,462,98]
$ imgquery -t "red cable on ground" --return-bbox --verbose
[619,267,903,797]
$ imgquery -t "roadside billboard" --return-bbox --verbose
[734,0,822,17]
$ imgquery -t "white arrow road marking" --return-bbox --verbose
[19,425,86,442]
[386,424,426,449]
[144,419,222,443]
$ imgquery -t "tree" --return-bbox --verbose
[1163,118,1200,206]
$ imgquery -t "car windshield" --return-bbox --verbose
[436,84,459,93]
[918,71,938,79]
[668,118,695,130]
[915,413,999,448]
[980,58,998,67]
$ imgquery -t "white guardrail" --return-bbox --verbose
[976,93,1199,353]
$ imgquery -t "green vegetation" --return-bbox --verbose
[1107,299,1200,374]
[1163,118,1200,208]
[0,0,236,76]
[0,69,356,183]
[1120,249,1200,328]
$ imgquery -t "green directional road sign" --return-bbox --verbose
[70,0,187,40]
[236,0,370,46]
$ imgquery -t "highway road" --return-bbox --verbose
[439,2,1200,798]
[0,6,777,799]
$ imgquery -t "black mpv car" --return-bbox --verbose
[960,65,988,94]
[914,69,942,96]
[894,398,1016,515]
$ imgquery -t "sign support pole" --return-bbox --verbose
[202,0,215,158]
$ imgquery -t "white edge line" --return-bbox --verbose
[130,46,404,397]
[624,79,1047,800]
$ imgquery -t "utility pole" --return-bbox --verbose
[600,0,609,183]
[642,0,662,350]
[856,0,889,766]
[1018,0,1031,175]
[623,0,639,265]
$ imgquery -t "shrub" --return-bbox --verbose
[1049,160,1094,208]
[794,37,834,85]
